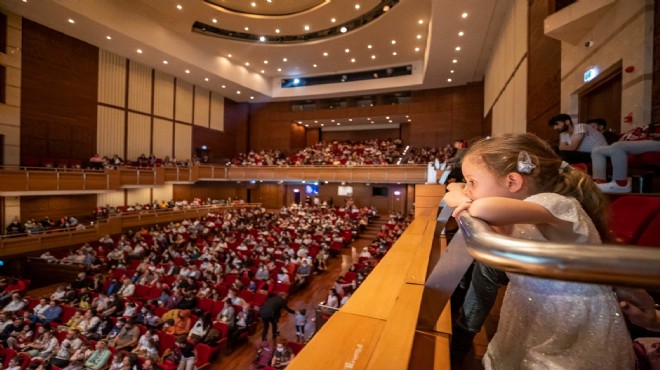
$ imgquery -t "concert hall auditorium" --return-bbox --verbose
[0,0,658,369]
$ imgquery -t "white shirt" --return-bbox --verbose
[559,123,607,152]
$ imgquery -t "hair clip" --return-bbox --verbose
[558,161,570,174]
[517,151,536,174]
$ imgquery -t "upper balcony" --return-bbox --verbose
[0,164,429,195]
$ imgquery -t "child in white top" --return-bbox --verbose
[445,134,633,370]
[294,308,307,343]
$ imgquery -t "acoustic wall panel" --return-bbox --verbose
[154,70,174,119]
[126,188,151,206]
[152,118,174,159]
[127,112,151,160]
[128,61,152,114]
[98,50,126,107]
[97,191,125,207]
[194,87,210,127]
[97,106,125,157]
[175,79,193,124]
[210,92,225,131]
[174,123,192,161]
[153,184,173,204]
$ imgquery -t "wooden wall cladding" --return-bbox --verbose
[306,128,320,148]
[173,182,248,203]
[408,84,484,147]
[321,128,400,142]
[526,0,561,140]
[20,194,97,223]
[21,19,98,166]
[249,102,293,152]
[224,98,249,155]
[652,0,660,125]
[290,123,306,153]
[251,183,285,209]
[192,125,239,163]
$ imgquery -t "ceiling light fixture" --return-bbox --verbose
[251,2,256,7]
[345,48,350,53]
[453,59,458,63]
[261,70,265,73]
[351,58,356,63]
[163,60,168,64]
[259,36,266,42]
[244,27,249,31]
[367,44,372,49]
[68,18,75,24]
[417,34,422,39]
[455,46,461,51]
[415,47,420,52]
[185,69,191,74]
[323,52,328,56]
[418,19,424,24]
[136,49,142,54]
[313,64,318,67]
[221,85,226,88]
[391,40,396,44]
[340,27,347,33]
[236,90,241,94]
[212,18,218,23]
[355,4,360,10]
[277,68,282,72]
[176,4,182,10]
[458,31,464,36]
[204,77,209,81]
[450,70,455,73]
[331,18,336,23]
[227,54,232,58]
[304,25,310,31]
[392,51,397,56]
[275,29,280,33]
[283,58,288,62]
[245,62,250,66]
[371,55,376,59]
[250,96,255,99]
[448,78,452,82]
[106,35,112,40]
[462,12,468,18]
[264,60,268,64]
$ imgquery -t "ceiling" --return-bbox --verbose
[0,0,509,103]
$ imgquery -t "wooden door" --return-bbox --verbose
[579,70,622,134]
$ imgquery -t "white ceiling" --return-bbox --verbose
[0,0,509,103]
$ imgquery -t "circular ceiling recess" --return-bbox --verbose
[206,0,327,16]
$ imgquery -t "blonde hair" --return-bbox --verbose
[464,133,611,240]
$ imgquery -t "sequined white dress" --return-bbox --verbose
[483,193,634,370]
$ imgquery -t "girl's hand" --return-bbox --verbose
[444,189,471,208]
[452,200,472,218]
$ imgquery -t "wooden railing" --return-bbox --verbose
[288,184,451,370]
[0,165,428,195]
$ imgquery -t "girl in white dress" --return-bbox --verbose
[445,133,633,370]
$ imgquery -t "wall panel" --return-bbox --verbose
[210,92,225,131]
[127,112,151,160]
[174,123,192,160]
[97,191,125,207]
[154,71,174,119]
[194,87,210,127]
[128,61,152,114]
[126,188,151,206]
[97,106,125,157]
[152,185,173,204]
[322,128,400,142]
[152,118,174,159]
[21,195,97,223]
[98,50,126,107]
[173,182,247,203]
[175,79,193,124]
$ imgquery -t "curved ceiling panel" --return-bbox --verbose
[206,0,327,16]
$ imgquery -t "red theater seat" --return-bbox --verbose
[609,196,660,244]
[635,213,660,248]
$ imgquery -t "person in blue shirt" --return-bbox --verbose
[32,299,62,325]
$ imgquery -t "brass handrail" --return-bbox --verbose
[458,213,660,288]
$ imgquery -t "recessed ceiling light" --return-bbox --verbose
[259,36,266,42]
[277,68,282,72]
[283,58,288,62]
[345,48,350,53]
[185,69,190,74]
[106,35,112,40]
[251,2,256,7]
[383,5,390,11]
[262,60,269,65]
[244,27,249,31]
[176,4,182,10]
[417,34,422,39]
[305,124,309,127]
[367,44,373,49]
[236,90,241,94]
[260,70,265,73]
[349,118,353,121]
[391,40,396,45]
[340,27,347,33]
[386,116,390,119]
[367,117,371,120]
[371,55,376,59]
[204,77,209,81]
[389,120,393,123]
[355,4,360,9]
[250,96,255,99]
[313,64,318,67]
[245,62,250,66]
[227,54,232,58]
[462,12,468,18]
[337,122,341,125]
[68,18,75,24]
[415,47,420,52]
[448,78,452,82]
[275,28,280,33]
[450,70,455,73]
[351,58,356,63]
[331,119,335,122]
[331,18,336,23]
[418,19,424,24]
[321,123,325,127]
[212,18,218,23]
[221,85,226,88]
[392,51,397,56]
[304,25,310,31]
[452,59,458,63]
[136,49,143,54]
[323,52,328,56]
[314,120,318,123]
[458,31,464,36]
[455,46,461,51]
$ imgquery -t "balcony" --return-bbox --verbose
[0,165,428,195]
